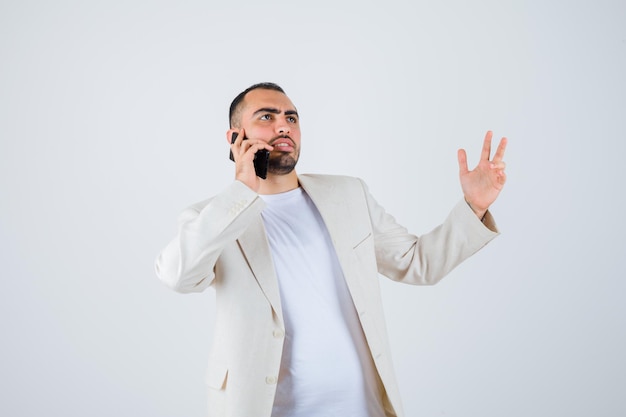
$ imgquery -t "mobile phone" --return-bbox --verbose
[229,132,269,180]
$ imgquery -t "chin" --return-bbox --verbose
[268,153,298,175]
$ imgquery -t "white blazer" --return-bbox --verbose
[155,174,499,417]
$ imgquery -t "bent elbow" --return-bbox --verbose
[154,256,211,294]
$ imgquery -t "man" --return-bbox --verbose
[155,82,507,417]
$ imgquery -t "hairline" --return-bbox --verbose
[229,82,286,128]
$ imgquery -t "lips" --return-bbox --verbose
[270,136,295,151]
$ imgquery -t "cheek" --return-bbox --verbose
[292,128,302,143]
[246,126,270,141]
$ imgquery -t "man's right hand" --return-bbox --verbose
[228,128,273,193]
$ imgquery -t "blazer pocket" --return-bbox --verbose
[205,362,228,390]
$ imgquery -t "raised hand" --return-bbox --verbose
[457,131,507,219]
[228,128,273,192]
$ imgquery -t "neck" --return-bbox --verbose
[258,171,299,195]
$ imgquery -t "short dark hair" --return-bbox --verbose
[229,82,285,128]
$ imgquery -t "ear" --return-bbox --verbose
[226,128,241,144]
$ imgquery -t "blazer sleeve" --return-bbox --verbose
[361,179,500,285]
[155,181,265,293]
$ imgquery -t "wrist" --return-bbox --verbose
[465,199,487,221]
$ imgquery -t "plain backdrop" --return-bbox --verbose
[1,0,625,416]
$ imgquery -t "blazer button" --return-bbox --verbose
[265,376,278,385]
[273,329,285,338]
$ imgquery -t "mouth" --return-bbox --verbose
[270,136,295,151]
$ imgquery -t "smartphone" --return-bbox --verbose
[229,132,269,180]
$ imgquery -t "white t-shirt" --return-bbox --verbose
[260,187,384,417]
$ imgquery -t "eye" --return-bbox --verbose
[287,116,298,123]
[260,114,272,120]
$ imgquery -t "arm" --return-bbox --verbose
[155,181,265,293]
[367,131,507,284]
[365,181,499,285]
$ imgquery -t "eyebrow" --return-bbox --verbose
[253,107,299,118]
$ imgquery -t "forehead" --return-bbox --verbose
[242,89,297,114]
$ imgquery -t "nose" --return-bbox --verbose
[276,122,290,135]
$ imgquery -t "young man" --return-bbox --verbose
[155,82,507,417]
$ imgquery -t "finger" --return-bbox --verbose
[480,130,493,161]
[241,141,273,159]
[497,170,507,186]
[236,128,246,146]
[489,160,506,170]
[457,149,469,174]
[492,137,508,162]
[239,138,257,158]
[231,130,246,161]
[250,141,273,152]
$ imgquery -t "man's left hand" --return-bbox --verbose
[457,130,508,219]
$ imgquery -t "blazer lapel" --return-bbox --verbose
[299,175,367,305]
[237,217,284,322]
[299,176,343,247]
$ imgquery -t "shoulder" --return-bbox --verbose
[186,181,257,214]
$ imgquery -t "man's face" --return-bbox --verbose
[237,88,301,175]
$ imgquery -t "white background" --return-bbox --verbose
[1,0,625,416]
